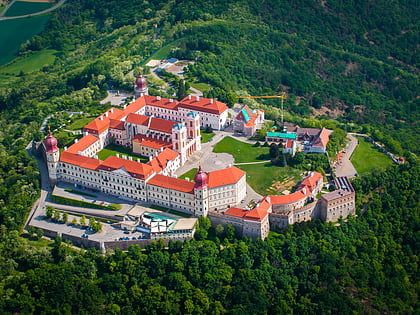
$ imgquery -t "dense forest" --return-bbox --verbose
[0,0,418,313]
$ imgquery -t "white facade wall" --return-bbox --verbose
[146,184,195,212]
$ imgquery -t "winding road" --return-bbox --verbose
[0,0,66,21]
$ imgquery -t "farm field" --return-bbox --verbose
[236,163,302,195]
[0,49,57,74]
[0,15,50,65]
[213,136,269,163]
[350,137,394,175]
[4,1,53,17]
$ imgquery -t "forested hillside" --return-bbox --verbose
[0,0,418,313]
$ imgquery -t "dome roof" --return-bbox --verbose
[194,166,208,189]
[135,74,147,90]
[45,131,59,153]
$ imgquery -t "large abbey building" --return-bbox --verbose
[42,76,355,241]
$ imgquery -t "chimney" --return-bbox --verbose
[160,147,164,152]
[137,158,141,162]
[196,95,200,102]
[169,98,173,103]
[110,108,114,113]
[311,172,313,177]
[77,151,82,155]
[105,112,108,117]
[75,139,78,143]
[123,105,127,109]
[157,96,161,101]
[302,188,307,195]
[122,155,127,159]
[188,95,191,100]
[266,196,271,204]
[129,156,133,161]
[64,146,68,151]
[210,99,213,104]
[83,131,88,136]
[149,156,153,161]
[116,153,120,158]
[93,154,98,159]
[99,116,103,121]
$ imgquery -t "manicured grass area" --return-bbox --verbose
[66,116,95,130]
[190,81,211,92]
[4,1,53,17]
[0,15,50,65]
[213,136,269,163]
[143,39,182,64]
[149,205,192,218]
[179,168,198,180]
[236,163,303,195]
[350,137,394,175]
[64,188,97,198]
[97,144,149,163]
[0,49,57,74]
[200,130,215,143]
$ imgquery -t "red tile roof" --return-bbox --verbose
[179,96,227,115]
[225,204,269,222]
[148,117,176,134]
[66,135,99,154]
[126,113,150,126]
[147,174,194,193]
[60,151,101,170]
[84,116,110,134]
[267,189,309,205]
[300,171,322,192]
[109,119,125,130]
[133,135,172,150]
[98,156,155,179]
[147,148,179,171]
[144,95,179,110]
[312,127,331,149]
[285,139,294,149]
[207,166,245,188]
[123,97,146,114]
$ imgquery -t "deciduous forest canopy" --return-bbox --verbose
[0,0,418,313]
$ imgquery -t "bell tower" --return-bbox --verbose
[134,74,148,99]
[44,129,60,186]
[186,111,201,151]
[194,166,209,217]
[172,123,187,165]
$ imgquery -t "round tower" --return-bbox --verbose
[45,130,60,186]
[134,74,148,99]
[194,166,209,217]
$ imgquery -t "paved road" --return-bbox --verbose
[0,0,66,21]
[334,133,358,178]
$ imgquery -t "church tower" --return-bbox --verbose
[172,123,187,165]
[45,130,60,186]
[186,111,201,151]
[194,166,209,217]
[134,74,148,99]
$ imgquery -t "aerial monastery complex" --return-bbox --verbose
[41,76,355,242]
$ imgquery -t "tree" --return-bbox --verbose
[226,224,236,240]
[28,225,35,236]
[35,228,44,239]
[45,206,54,219]
[215,224,224,237]
[62,212,68,223]
[269,143,279,158]
[53,210,61,222]
[198,216,211,230]
[177,80,187,101]
[80,215,86,226]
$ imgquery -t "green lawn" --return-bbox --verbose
[0,49,57,74]
[213,136,269,163]
[97,144,149,163]
[179,168,198,181]
[143,39,182,64]
[236,163,303,195]
[189,81,211,92]
[149,205,192,218]
[350,137,394,175]
[4,1,53,17]
[200,130,215,143]
[66,116,95,130]
[0,15,50,65]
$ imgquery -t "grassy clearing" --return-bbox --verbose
[66,116,95,130]
[179,168,198,181]
[200,130,215,143]
[237,163,302,195]
[189,81,211,92]
[149,205,192,218]
[0,49,57,74]
[350,137,394,175]
[4,1,53,16]
[213,136,269,163]
[143,39,181,64]
[97,144,149,163]
[0,15,50,65]
[20,234,53,248]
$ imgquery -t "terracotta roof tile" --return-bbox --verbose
[109,119,125,130]
[144,95,179,110]
[83,116,110,134]
[126,113,150,125]
[66,135,99,154]
[207,166,245,188]
[133,135,172,149]
[123,97,146,114]
[60,151,101,170]
[148,174,194,193]
[179,96,227,115]
[98,156,155,179]
[148,117,176,134]
[267,189,309,205]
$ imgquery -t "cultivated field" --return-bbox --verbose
[0,15,50,65]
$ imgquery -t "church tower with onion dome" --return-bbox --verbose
[134,74,148,99]
[194,166,209,217]
[44,129,60,186]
